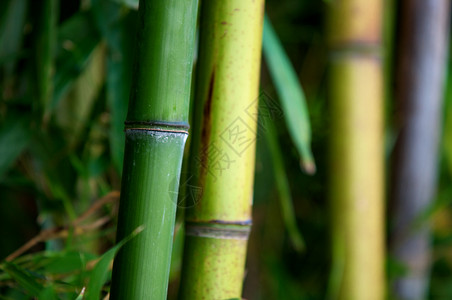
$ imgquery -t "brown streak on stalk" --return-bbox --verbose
[198,68,216,189]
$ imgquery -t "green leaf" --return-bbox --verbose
[0,0,28,70]
[2,262,44,297]
[0,116,31,180]
[37,287,58,300]
[74,288,85,300]
[84,225,144,300]
[264,121,305,252]
[41,251,94,274]
[263,15,315,174]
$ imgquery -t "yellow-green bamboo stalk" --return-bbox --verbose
[328,1,385,299]
[178,1,264,298]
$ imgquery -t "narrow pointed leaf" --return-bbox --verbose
[263,15,315,173]
[85,226,143,300]
[0,0,28,69]
[74,288,85,300]
[2,262,44,296]
[264,121,305,252]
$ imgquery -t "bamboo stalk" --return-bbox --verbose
[390,1,450,299]
[327,0,385,299]
[33,0,59,250]
[34,0,57,124]
[178,1,264,298]
[109,0,198,298]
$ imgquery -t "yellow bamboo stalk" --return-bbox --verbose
[179,0,264,298]
[328,0,385,299]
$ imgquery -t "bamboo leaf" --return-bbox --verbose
[41,251,91,274]
[262,15,315,174]
[264,121,305,252]
[74,288,85,300]
[2,262,44,296]
[0,0,28,70]
[37,287,58,300]
[85,225,143,300]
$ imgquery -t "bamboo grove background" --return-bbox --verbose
[1,0,452,299]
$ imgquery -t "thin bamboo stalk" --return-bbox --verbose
[34,0,57,124]
[328,0,385,299]
[33,0,58,250]
[178,1,264,298]
[390,1,450,299]
[109,0,198,298]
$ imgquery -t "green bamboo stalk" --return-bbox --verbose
[109,0,198,299]
[34,0,58,250]
[179,1,264,298]
[35,0,57,124]
[327,0,385,299]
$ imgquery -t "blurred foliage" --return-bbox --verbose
[0,0,134,298]
[0,0,451,299]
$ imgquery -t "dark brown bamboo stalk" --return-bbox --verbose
[390,1,451,299]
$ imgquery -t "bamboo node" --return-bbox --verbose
[329,42,382,61]
[125,127,189,135]
[124,120,190,134]
[185,222,251,240]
